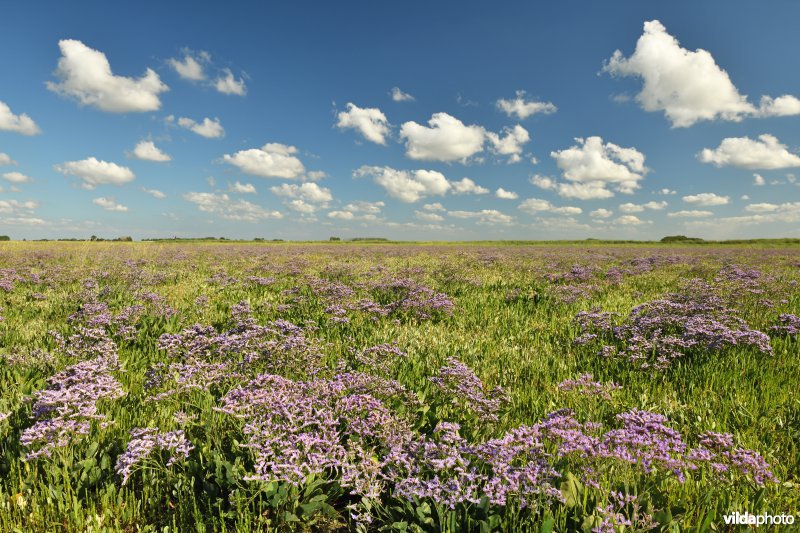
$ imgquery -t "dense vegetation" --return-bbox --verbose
[0,242,797,531]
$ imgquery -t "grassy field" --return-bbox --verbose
[0,242,798,531]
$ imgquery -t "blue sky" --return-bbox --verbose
[1,0,799,240]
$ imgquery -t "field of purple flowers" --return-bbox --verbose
[0,242,798,531]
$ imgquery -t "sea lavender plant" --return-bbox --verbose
[430,358,508,423]
[116,427,194,485]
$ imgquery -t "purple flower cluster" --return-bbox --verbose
[21,352,125,460]
[687,431,777,485]
[352,342,406,370]
[216,371,414,495]
[770,314,800,336]
[430,358,509,423]
[115,427,194,485]
[593,492,657,533]
[557,374,621,399]
[574,281,773,369]
[157,311,326,377]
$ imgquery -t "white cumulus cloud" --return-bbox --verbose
[415,210,444,222]
[47,39,168,113]
[355,165,451,203]
[448,209,514,225]
[175,116,225,138]
[698,134,800,169]
[141,187,166,199]
[270,182,333,213]
[399,113,486,162]
[518,198,582,215]
[184,192,282,221]
[603,20,754,127]
[214,68,247,96]
[451,177,489,195]
[336,103,391,145]
[590,208,613,218]
[753,173,765,186]
[496,90,557,119]
[682,192,729,206]
[168,53,207,81]
[391,87,415,102]
[228,181,257,194]
[619,200,667,213]
[93,197,128,212]
[0,153,14,166]
[132,140,171,162]
[223,143,305,179]
[549,136,648,198]
[603,20,800,127]
[0,101,41,135]
[486,124,530,163]
[2,171,33,184]
[667,210,713,218]
[615,215,648,225]
[495,188,518,199]
[55,157,135,189]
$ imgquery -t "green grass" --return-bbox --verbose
[0,242,798,531]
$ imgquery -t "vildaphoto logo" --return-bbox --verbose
[723,511,795,527]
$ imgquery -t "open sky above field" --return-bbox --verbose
[1,0,799,240]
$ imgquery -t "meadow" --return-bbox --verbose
[0,241,798,531]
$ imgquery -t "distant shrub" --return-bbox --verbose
[0,235,10,241]
[661,235,704,243]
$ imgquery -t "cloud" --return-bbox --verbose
[141,187,166,199]
[698,134,800,169]
[174,116,225,138]
[744,203,782,213]
[223,143,305,179]
[590,208,613,218]
[132,140,171,162]
[486,124,530,163]
[451,177,489,195]
[753,173,765,186]
[92,197,128,212]
[270,182,333,213]
[757,95,800,117]
[391,87,415,102]
[168,53,206,81]
[495,187,518,199]
[604,21,800,127]
[47,39,168,113]
[657,188,677,195]
[2,171,33,184]
[336,103,391,145]
[448,209,514,225]
[214,68,247,96]
[184,192,282,221]
[518,198,582,215]
[667,210,713,218]
[0,153,14,166]
[400,112,530,163]
[0,199,39,213]
[399,113,486,162]
[682,192,729,206]
[496,90,557,119]
[619,200,667,213]
[602,20,755,127]
[228,181,256,194]
[549,136,648,198]
[327,211,355,220]
[355,165,451,202]
[0,101,41,135]
[422,202,445,211]
[615,215,648,225]
[343,200,385,214]
[55,157,135,189]
[415,210,444,222]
